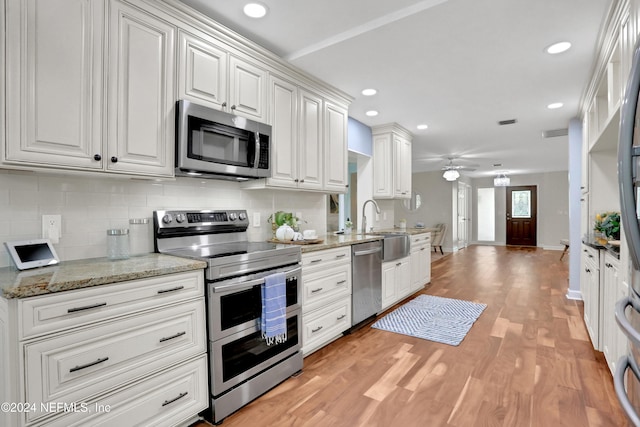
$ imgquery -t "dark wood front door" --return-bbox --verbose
[506,185,537,246]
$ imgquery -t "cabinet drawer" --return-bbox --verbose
[302,297,350,355]
[19,271,204,339]
[43,355,208,427]
[24,299,206,423]
[411,233,431,246]
[582,245,599,264]
[302,264,351,313]
[302,246,350,270]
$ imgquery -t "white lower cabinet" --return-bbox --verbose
[410,233,431,292]
[301,247,351,355]
[381,256,411,311]
[602,252,627,375]
[581,244,601,349]
[1,270,208,427]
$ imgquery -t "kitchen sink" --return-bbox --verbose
[378,233,410,261]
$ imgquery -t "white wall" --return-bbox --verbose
[0,170,328,268]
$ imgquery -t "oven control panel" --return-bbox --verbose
[155,209,249,229]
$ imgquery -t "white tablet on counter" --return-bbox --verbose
[4,239,60,270]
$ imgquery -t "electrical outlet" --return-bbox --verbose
[42,215,62,243]
[253,212,261,227]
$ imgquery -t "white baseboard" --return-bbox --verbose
[566,289,582,300]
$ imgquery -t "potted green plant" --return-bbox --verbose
[594,211,620,242]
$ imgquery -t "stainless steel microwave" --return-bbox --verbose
[176,100,271,180]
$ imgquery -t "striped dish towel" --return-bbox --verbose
[261,272,287,345]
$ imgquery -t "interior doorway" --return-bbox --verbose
[506,185,537,246]
[457,181,471,249]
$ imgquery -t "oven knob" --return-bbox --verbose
[238,212,247,221]
[162,214,173,224]
[228,212,238,221]
[175,214,186,223]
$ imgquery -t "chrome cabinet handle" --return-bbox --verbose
[159,331,186,343]
[162,391,189,407]
[312,326,323,333]
[396,262,402,266]
[222,101,227,107]
[420,247,426,251]
[337,280,347,285]
[337,314,346,320]
[310,259,323,263]
[67,302,107,313]
[157,286,185,294]
[335,254,347,259]
[70,357,109,373]
[311,288,323,293]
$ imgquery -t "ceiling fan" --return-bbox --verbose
[441,157,477,181]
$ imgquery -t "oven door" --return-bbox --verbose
[208,265,301,341]
[210,308,301,397]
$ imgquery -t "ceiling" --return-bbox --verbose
[179,0,612,178]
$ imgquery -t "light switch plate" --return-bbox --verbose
[253,212,261,227]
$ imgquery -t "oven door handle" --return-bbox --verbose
[211,265,302,293]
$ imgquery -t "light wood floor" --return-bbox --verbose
[198,245,630,427]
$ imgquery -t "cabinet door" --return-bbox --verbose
[583,263,600,349]
[395,258,411,299]
[323,101,348,193]
[107,0,176,177]
[373,134,393,198]
[5,0,104,169]
[602,260,618,372]
[394,136,412,198]
[267,75,298,187]
[381,262,397,310]
[410,243,430,291]
[229,55,267,122]
[177,29,228,111]
[298,89,324,190]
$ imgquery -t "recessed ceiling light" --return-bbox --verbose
[362,88,377,96]
[417,124,428,130]
[547,102,564,109]
[243,2,268,18]
[546,41,571,54]
[365,110,379,117]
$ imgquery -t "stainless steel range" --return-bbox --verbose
[153,209,303,424]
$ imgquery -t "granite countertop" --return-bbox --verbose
[582,235,620,260]
[0,254,207,299]
[288,227,433,253]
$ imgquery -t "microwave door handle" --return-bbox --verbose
[254,132,260,168]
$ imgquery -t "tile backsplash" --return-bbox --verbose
[0,170,327,268]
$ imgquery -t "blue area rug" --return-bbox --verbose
[371,295,487,346]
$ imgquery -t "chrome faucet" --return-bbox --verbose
[361,199,381,234]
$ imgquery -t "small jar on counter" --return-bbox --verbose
[129,218,151,256]
[107,229,130,260]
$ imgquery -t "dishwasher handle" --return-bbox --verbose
[353,247,382,257]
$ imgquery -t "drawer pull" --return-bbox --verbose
[312,326,323,333]
[337,280,347,285]
[70,357,109,373]
[335,254,347,259]
[157,285,185,294]
[67,302,107,313]
[311,287,324,293]
[162,391,189,407]
[396,262,402,267]
[420,247,426,251]
[159,331,187,343]
[337,314,346,320]
[310,259,323,264]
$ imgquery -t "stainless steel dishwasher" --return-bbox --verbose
[351,240,383,327]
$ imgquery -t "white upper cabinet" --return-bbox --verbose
[229,56,267,122]
[372,124,413,199]
[4,0,104,170]
[178,29,228,111]
[268,75,299,187]
[177,28,267,123]
[323,101,349,193]
[107,0,176,177]
[298,89,324,190]
[4,0,176,177]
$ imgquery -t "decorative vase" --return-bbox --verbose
[276,225,295,241]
